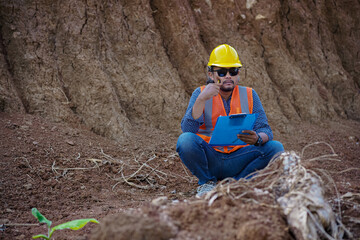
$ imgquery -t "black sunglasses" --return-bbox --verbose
[213,68,240,77]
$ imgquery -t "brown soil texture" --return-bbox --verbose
[0,0,360,239]
[1,0,359,141]
[0,112,359,239]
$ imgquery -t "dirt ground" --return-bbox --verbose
[0,112,359,239]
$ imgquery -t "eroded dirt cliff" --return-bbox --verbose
[0,0,359,141]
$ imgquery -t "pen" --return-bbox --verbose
[206,79,221,84]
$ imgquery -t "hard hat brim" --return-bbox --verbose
[208,63,243,68]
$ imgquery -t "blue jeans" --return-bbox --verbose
[176,132,284,185]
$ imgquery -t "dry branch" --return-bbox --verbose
[199,150,352,240]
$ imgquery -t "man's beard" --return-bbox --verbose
[220,80,235,92]
[220,86,234,92]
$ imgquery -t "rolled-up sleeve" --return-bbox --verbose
[181,88,204,133]
[252,89,273,140]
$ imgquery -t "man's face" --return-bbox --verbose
[209,67,240,92]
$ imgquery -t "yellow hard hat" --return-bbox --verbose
[207,44,242,68]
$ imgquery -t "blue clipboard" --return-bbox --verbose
[209,113,258,146]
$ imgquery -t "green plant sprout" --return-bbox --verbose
[31,208,99,240]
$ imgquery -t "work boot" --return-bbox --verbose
[196,181,216,198]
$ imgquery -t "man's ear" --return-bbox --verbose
[207,71,214,80]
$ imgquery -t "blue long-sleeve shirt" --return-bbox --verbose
[181,87,273,140]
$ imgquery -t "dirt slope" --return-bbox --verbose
[0,0,359,141]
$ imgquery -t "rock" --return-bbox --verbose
[23,183,32,190]
[5,208,14,213]
[0,219,9,224]
[20,125,29,131]
[348,136,359,143]
[151,196,168,206]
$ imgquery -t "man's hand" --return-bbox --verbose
[237,130,258,145]
[191,82,222,120]
[198,82,221,102]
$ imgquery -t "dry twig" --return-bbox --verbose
[199,148,352,240]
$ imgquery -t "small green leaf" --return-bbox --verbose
[32,234,49,239]
[49,218,99,238]
[31,208,52,228]
[52,218,99,231]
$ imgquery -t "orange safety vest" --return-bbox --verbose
[196,85,253,153]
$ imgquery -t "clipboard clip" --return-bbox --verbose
[229,114,247,119]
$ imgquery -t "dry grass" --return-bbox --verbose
[201,147,354,240]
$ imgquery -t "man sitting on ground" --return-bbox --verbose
[176,44,284,198]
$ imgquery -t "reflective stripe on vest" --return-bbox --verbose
[196,85,253,153]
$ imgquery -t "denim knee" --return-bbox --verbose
[263,140,284,159]
[176,132,198,152]
[266,140,284,153]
